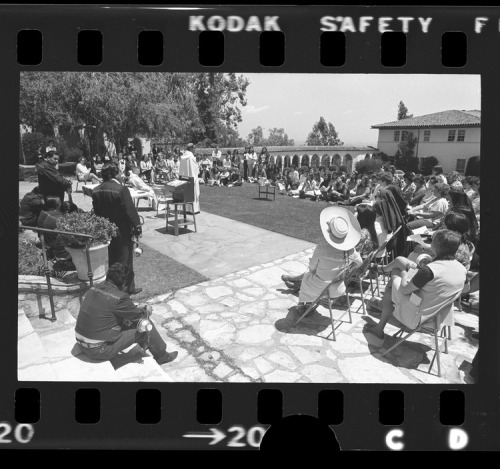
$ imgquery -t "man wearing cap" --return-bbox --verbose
[179,143,200,213]
[36,151,72,203]
[282,206,363,313]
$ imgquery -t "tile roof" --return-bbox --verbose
[195,145,378,153]
[371,110,481,129]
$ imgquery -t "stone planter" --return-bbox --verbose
[65,243,110,282]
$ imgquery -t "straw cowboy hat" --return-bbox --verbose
[320,206,362,250]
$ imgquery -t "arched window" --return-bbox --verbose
[311,154,320,168]
[301,154,309,167]
[284,155,290,168]
[292,155,300,167]
[332,154,341,167]
[345,154,353,173]
[276,155,283,169]
[321,154,330,166]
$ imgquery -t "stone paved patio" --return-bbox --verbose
[18,247,479,383]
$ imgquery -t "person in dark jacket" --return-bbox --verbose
[19,186,44,227]
[36,151,72,203]
[75,262,177,365]
[91,163,142,295]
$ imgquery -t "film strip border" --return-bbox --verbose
[5,386,474,450]
[17,29,468,68]
[2,5,500,451]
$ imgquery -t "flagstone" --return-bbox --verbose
[267,351,297,370]
[337,355,415,383]
[237,324,275,344]
[263,370,301,382]
[183,313,201,324]
[227,278,254,288]
[254,357,274,375]
[166,319,183,330]
[200,323,236,348]
[167,300,187,315]
[237,301,268,316]
[268,299,296,310]
[213,362,233,379]
[239,347,264,361]
[332,334,370,355]
[280,334,324,347]
[246,266,287,287]
[219,297,240,308]
[228,374,252,382]
[301,364,344,383]
[194,303,226,314]
[288,346,325,365]
[239,365,261,380]
[236,293,257,302]
[241,287,266,297]
[205,286,233,300]
[183,293,209,307]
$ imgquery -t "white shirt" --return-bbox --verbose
[76,163,89,178]
[212,150,221,160]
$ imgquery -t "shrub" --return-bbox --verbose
[355,158,383,174]
[339,165,348,173]
[18,237,44,276]
[55,212,118,248]
[421,156,439,176]
[21,132,46,165]
[328,165,338,172]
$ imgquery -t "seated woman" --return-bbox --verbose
[219,167,231,186]
[37,196,71,260]
[338,175,371,206]
[154,153,169,181]
[401,172,416,202]
[354,204,381,259]
[409,210,475,272]
[140,154,154,184]
[125,168,158,210]
[408,174,427,207]
[281,207,363,306]
[299,173,320,199]
[94,156,104,178]
[207,165,221,186]
[322,174,347,203]
[76,157,101,184]
[407,182,450,231]
[19,186,45,227]
[365,229,467,340]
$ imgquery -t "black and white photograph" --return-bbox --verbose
[18,72,480,384]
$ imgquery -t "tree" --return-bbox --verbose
[306,117,343,146]
[397,101,413,120]
[265,127,294,146]
[355,159,383,175]
[395,131,419,172]
[247,126,265,146]
[421,156,439,175]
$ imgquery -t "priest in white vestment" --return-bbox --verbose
[179,143,200,213]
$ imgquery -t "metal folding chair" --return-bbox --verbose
[290,265,351,341]
[380,292,460,377]
[371,225,403,296]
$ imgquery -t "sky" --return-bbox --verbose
[236,74,481,147]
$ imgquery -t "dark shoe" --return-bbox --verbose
[284,280,300,292]
[156,351,178,365]
[364,323,385,340]
[129,288,143,295]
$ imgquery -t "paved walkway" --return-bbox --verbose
[18,179,479,383]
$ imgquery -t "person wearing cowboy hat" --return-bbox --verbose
[282,206,363,314]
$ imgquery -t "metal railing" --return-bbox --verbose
[19,225,94,322]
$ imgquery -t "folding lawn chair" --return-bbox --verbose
[290,265,351,341]
[380,291,460,377]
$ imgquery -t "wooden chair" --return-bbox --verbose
[380,292,461,377]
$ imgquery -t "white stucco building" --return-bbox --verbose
[371,110,480,173]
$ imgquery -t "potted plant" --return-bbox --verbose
[55,212,117,282]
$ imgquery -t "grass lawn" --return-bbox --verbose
[199,182,337,245]
[132,243,208,302]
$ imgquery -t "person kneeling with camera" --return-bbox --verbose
[75,262,178,366]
